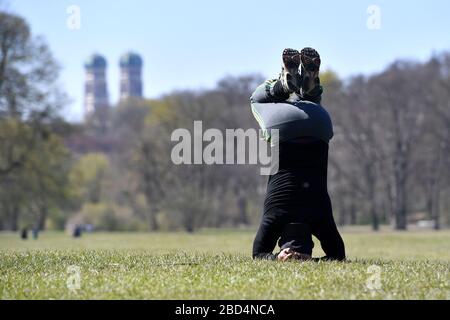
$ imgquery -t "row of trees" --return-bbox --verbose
[1,10,449,231]
[324,57,450,230]
[80,58,450,232]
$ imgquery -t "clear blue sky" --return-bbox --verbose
[5,0,450,122]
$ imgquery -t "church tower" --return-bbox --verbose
[84,53,109,117]
[119,52,143,100]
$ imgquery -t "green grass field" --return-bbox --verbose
[1,229,449,299]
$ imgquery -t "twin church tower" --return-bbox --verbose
[84,52,143,117]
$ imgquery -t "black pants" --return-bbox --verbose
[252,139,346,260]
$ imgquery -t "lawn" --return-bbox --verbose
[0,229,449,299]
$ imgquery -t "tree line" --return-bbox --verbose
[1,11,449,232]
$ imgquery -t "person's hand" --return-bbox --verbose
[277,248,293,261]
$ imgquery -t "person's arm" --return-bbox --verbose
[252,230,279,260]
[252,210,286,260]
[312,220,346,262]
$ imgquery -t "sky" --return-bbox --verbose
[4,0,450,122]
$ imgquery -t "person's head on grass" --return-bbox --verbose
[277,223,314,261]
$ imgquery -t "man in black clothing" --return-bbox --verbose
[251,48,345,262]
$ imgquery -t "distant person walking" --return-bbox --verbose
[251,48,345,261]
[73,225,82,238]
[32,227,39,239]
[20,227,28,240]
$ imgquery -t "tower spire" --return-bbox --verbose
[119,52,143,100]
[84,53,109,117]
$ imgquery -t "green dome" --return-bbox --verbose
[84,54,107,69]
[120,52,143,67]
